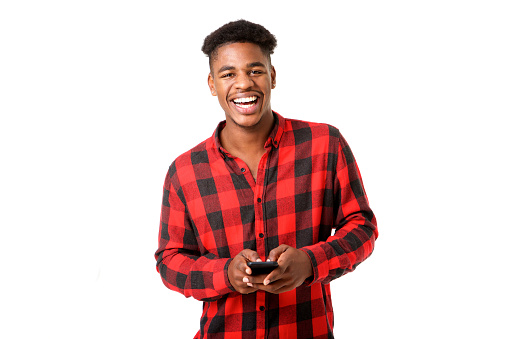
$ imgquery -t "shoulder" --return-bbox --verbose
[167,135,214,182]
[282,116,341,144]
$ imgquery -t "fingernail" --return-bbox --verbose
[264,280,270,286]
[266,259,271,261]
[247,283,253,287]
[243,277,249,283]
[256,259,262,262]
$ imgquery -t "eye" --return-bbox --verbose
[250,70,263,75]
[221,73,234,78]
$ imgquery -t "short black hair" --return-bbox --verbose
[202,19,277,67]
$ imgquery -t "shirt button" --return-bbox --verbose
[259,233,264,238]
[259,306,265,311]
[257,198,262,203]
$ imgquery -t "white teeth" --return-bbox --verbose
[233,96,257,104]
[236,102,255,108]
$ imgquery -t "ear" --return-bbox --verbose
[271,66,276,89]
[208,73,217,96]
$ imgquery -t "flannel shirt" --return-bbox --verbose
[155,112,377,339]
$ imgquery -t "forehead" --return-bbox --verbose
[211,42,270,71]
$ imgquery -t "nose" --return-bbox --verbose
[234,72,254,90]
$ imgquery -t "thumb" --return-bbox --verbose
[267,244,289,262]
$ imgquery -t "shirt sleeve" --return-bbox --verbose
[154,164,236,301]
[301,131,378,285]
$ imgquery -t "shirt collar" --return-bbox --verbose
[213,111,286,159]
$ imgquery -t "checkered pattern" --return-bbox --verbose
[155,112,378,338]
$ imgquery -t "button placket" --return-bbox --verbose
[253,152,269,262]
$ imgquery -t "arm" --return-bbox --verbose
[243,131,377,292]
[154,165,235,302]
[300,131,378,285]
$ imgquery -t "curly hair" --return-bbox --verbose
[202,19,277,66]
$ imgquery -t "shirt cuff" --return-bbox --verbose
[301,243,331,285]
[214,258,236,295]
[223,258,236,292]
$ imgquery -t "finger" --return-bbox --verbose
[267,244,288,262]
[253,278,290,293]
[240,275,260,291]
[242,277,254,288]
[244,274,268,285]
[242,249,262,263]
[236,258,251,275]
[239,250,262,275]
[265,249,291,284]
[239,284,258,294]
[270,282,292,294]
[263,266,284,286]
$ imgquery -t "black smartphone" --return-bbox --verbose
[247,261,279,275]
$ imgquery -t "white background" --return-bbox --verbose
[1,1,508,338]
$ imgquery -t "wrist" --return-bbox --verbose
[299,249,313,279]
[225,258,236,291]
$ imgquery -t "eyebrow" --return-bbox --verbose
[217,62,267,74]
[247,62,266,68]
[218,65,235,73]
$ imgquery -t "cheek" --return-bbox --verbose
[216,86,229,100]
[217,88,230,107]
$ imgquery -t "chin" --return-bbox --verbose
[229,114,263,129]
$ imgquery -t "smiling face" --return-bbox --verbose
[207,42,276,130]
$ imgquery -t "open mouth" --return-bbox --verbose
[231,96,259,109]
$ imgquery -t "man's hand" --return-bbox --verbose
[245,245,313,294]
[227,249,262,294]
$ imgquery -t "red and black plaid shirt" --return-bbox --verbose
[155,112,377,339]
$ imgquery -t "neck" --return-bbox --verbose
[220,111,275,156]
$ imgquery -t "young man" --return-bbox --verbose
[155,20,378,339]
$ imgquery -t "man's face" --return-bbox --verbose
[208,42,276,129]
